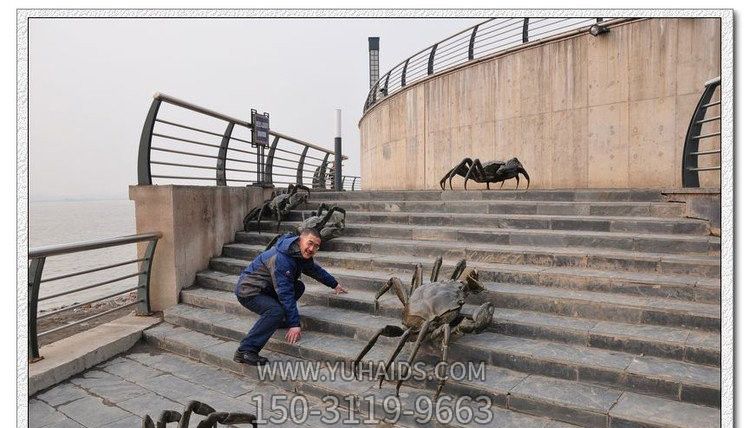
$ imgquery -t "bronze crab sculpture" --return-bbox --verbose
[142,400,257,427]
[264,203,347,250]
[352,257,494,399]
[440,157,530,190]
[243,184,310,233]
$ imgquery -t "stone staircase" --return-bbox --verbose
[144,189,721,428]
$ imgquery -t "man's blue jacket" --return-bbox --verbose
[234,234,338,327]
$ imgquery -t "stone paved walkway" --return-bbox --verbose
[29,343,362,428]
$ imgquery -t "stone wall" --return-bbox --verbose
[359,18,721,190]
[128,185,272,311]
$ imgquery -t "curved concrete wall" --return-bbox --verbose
[359,18,721,190]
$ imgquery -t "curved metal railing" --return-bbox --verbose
[28,232,161,361]
[364,17,625,113]
[342,175,362,191]
[682,77,721,187]
[138,93,351,190]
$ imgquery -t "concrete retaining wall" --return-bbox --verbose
[359,18,721,190]
[128,185,272,311]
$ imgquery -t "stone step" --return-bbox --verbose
[306,189,668,202]
[235,232,719,278]
[160,303,720,410]
[144,322,585,428]
[300,200,685,218]
[190,275,719,367]
[240,222,721,256]
[208,257,719,332]
[269,210,710,236]
[216,246,720,305]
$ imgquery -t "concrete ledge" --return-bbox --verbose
[29,313,162,395]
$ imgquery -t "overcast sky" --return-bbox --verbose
[28,17,479,201]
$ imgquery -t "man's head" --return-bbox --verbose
[298,228,322,259]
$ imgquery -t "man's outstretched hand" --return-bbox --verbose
[286,326,302,344]
[333,284,348,295]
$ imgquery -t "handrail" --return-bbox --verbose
[138,93,348,190]
[363,17,628,114]
[28,232,162,362]
[682,77,721,187]
[30,232,161,258]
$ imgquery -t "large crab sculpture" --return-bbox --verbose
[264,203,347,250]
[142,400,257,428]
[352,257,494,399]
[440,157,530,190]
[243,184,310,233]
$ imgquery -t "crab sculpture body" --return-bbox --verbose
[440,157,530,190]
[352,257,495,399]
[264,203,346,250]
[243,184,310,233]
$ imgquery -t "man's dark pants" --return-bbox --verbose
[237,284,304,353]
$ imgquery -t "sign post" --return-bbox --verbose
[251,109,270,186]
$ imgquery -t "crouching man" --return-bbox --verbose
[234,228,348,365]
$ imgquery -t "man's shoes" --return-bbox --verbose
[234,350,268,366]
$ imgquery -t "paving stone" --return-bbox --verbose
[57,396,132,427]
[609,392,719,428]
[99,415,144,428]
[35,382,88,407]
[133,373,211,405]
[117,392,183,422]
[98,356,165,381]
[29,398,72,428]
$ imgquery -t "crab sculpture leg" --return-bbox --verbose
[464,158,490,190]
[440,158,473,190]
[196,412,258,428]
[142,410,182,428]
[178,401,215,428]
[256,203,272,234]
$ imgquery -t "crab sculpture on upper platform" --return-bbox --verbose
[352,256,494,399]
[243,184,310,233]
[440,157,530,190]
[264,203,347,250]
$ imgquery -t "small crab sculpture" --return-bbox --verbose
[352,257,494,399]
[264,203,347,250]
[142,400,257,428]
[243,184,310,233]
[440,157,530,190]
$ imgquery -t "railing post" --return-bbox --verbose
[381,72,390,97]
[256,145,266,186]
[401,58,409,87]
[137,97,162,185]
[315,154,330,189]
[468,24,479,60]
[522,18,530,43]
[296,146,309,186]
[216,122,234,186]
[352,176,358,191]
[136,239,158,316]
[28,257,45,362]
[427,44,438,75]
[264,136,280,185]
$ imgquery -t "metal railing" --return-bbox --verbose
[28,232,161,361]
[138,93,351,190]
[342,175,362,191]
[682,77,721,187]
[364,17,624,113]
